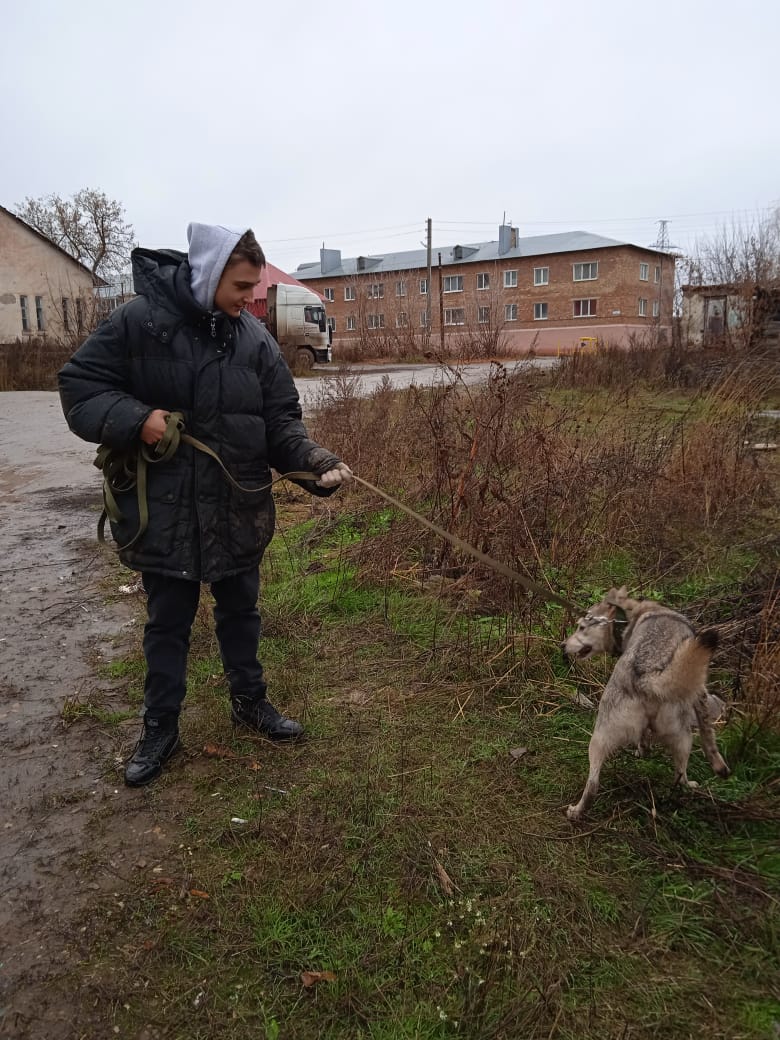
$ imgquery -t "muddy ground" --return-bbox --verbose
[0,391,147,1037]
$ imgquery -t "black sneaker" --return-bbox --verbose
[231,697,304,741]
[124,715,181,787]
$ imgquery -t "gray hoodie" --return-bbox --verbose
[187,222,249,311]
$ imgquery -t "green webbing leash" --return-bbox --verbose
[94,411,579,612]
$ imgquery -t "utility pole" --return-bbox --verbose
[426,217,432,340]
[438,251,445,352]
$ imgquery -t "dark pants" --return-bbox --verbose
[141,568,266,717]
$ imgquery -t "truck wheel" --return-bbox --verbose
[295,348,315,373]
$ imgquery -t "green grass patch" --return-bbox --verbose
[64,373,779,1039]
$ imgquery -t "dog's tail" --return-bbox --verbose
[660,628,719,700]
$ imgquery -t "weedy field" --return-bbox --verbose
[64,346,778,1039]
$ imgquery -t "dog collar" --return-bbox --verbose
[612,607,629,653]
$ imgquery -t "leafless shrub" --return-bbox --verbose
[737,580,780,732]
[312,360,774,622]
[554,338,678,389]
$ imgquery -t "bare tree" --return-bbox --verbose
[677,207,780,349]
[16,188,135,282]
[687,208,780,287]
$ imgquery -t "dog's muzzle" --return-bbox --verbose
[562,636,594,664]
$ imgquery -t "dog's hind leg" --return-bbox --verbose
[669,725,697,789]
[635,727,652,758]
[693,692,730,778]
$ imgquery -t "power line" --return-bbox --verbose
[435,205,776,228]
[261,221,422,245]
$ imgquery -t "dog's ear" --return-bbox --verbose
[605,586,629,607]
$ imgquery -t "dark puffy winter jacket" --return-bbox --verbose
[59,247,340,582]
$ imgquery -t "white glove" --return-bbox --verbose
[316,463,353,488]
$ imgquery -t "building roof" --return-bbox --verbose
[253,261,321,301]
[295,229,667,280]
[0,204,106,285]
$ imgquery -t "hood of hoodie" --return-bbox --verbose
[131,247,202,318]
[187,222,249,311]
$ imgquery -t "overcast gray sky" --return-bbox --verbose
[2,0,778,274]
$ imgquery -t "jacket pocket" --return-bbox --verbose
[227,492,276,560]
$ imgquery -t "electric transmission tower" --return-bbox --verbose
[651,219,680,253]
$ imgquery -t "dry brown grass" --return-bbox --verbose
[0,339,74,391]
[312,364,772,603]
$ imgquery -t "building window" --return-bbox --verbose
[396,311,408,328]
[505,303,518,321]
[639,298,648,316]
[395,280,407,297]
[344,285,356,301]
[533,267,549,286]
[420,278,428,295]
[444,308,465,326]
[420,309,430,327]
[654,265,661,283]
[346,315,356,331]
[477,272,490,290]
[573,262,598,281]
[477,306,490,324]
[639,263,649,281]
[652,300,660,318]
[76,298,84,333]
[367,313,385,329]
[573,298,597,317]
[504,270,517,288]
[327,317,336,332]
[443,275,463,293]
[534,302,548,320]
[62,297,70,332]
[367,283,384,299]
[323,287,335,302]
[20,295,30,332]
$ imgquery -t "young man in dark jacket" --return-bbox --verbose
[59,223,351,787]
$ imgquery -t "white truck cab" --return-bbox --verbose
[267,283,332,366]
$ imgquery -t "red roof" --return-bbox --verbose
[253,262,324,302]
[247,261,325,321]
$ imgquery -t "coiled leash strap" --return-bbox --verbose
[95,412,578,612]
[94,411,305,552]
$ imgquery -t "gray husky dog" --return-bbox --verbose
[563,587,730,820]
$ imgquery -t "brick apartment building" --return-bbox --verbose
[294,224,675,355]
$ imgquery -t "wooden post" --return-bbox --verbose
[426,218,432,342]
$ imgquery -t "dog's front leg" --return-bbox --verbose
[567,730,610,821]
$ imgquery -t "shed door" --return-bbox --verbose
[704,297,726,338]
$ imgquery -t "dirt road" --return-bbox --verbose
[0,391,145,1036]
